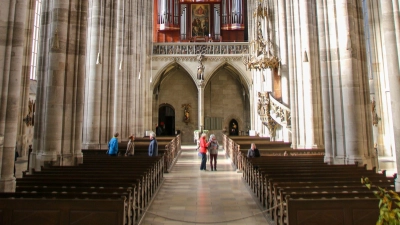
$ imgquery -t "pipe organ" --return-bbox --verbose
[155,0,246,42]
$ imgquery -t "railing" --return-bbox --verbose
[153,42,249,55]
[222,134,243,171]
[163,134,181,172]
[269,95,291,129]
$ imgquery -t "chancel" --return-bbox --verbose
[0,0,399,224]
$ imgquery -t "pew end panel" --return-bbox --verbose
[0,197,125,225]
[286,198,379,225]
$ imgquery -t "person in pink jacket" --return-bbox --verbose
[199,133,211,171]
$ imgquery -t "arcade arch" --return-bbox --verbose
[152,62,250,143]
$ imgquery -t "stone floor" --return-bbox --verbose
[139,145,272,225]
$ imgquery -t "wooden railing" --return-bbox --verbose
[222,134,242,171]
[164,134,181,172]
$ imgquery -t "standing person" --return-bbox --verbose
[148,132,158,156]
[247,143,260,158]
[125,134,135,156]
[199,133,211,171]
[107,132,119,156]
[156,123,162,136]
[208,134,219,171]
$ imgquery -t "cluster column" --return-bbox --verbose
[0,0,29,191]
[31,0,87,170]
[380,1,400,190]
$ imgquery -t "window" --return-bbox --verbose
[30,0,42,80]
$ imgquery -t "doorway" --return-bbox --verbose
[158,104,175,136]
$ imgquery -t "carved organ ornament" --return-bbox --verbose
[242,0,280,71]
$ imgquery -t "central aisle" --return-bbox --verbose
[140,145,271,225]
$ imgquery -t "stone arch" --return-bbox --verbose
[203,61,251,98]
[203,61,251,89]
[151,61,197,91]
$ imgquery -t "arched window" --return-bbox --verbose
[30,0,42,80]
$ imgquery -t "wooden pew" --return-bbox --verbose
[275,185,395,225]
[239,153,394,225]
[0,192,127,225]
[9,154,165,225]
[286,195,380,225]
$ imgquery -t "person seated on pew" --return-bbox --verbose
[247,143,260,158]
[148,132,158,157]
[107,132,119,156]
[125,134,135,156]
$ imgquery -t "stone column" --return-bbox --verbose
[286,0,297,148]
[17,0,36,160]
[82,0,103,149]
[0,0,29,191]
[292,0,323,149]
[198,82,205,131]
[278,0,289,106]
[380,1,400,190]
[31,0,87,170]
[316,0,333,163]
[113,0,124,135]
[336,0,373,165]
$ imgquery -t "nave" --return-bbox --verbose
[140,145,272,225]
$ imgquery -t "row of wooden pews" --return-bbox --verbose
[243,156,396,225]
[223,135,396,225]
[82,135,181,172]
[0,154,164,225]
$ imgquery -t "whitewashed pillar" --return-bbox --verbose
[82,0,103,149]
[380,1,400,190]
[198,83,205,131]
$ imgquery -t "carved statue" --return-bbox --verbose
[23,99,35,126]
[371,98,379,126]
[182,104,191,124]
[197,54,205,80]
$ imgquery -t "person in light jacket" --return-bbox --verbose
[148,132,158,157]
[208,134,219,171]
[125,135,135,156]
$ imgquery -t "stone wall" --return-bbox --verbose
[157,69,198,144]
[156,66,249,144]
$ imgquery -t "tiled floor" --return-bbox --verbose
[139,145,272,225]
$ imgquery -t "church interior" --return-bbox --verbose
[0,0,400,224]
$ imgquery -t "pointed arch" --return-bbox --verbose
[151,61,198,92]
[203,61,251,97]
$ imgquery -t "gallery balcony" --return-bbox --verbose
[152,42,249,55]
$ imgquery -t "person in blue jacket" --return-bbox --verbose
[148,132,158,157]
[107,132,119,156]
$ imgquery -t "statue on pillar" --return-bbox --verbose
[197,54,205,80]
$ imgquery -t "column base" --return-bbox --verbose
[81,143,108,149]
[30,152,83,171]
[0,177,16,192]
[326,155,377,170]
